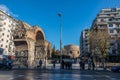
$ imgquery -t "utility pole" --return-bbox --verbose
[58,13,62,68]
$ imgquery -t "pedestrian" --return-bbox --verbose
[88,58,91,70]
[65,62,67,69]
[39,59,42,69]
[82,60,85,70]
[92,61,95,70]
[79,60,82,70]
[53,60,56,69]
[8,59,12,69]
[70,62,72,70]
[61,60,64,69]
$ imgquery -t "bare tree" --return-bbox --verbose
[89,28,110,68]
[114,28,120,62]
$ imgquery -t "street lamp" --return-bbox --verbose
[58,13,62,67]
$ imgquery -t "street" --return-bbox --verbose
[0,70,120,80]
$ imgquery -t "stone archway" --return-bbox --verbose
[13,21,29,68]
[12,22,49,68]
[14,40,28,68]
[25,27,46,68]
[34,30,46,68]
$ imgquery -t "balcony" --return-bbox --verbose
[108,20,120,23]
[98,15,109,18]
[96,21,107,25]
[100,12,118,15]
[115,15,120,18]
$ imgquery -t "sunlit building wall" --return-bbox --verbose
[0,10,16,56]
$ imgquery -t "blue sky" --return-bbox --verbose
[0,0,120,49]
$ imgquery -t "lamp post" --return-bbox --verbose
[58,13,62,67]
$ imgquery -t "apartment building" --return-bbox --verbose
[0,10,16,57]
[91,8,120,57]
[80,29,90,57]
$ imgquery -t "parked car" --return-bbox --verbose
[0,58,12,70]
[111,66,120,72]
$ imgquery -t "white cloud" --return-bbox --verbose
[0,4,18,17]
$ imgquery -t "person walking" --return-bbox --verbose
[79,60,82,70]
[88,58,91,70]
[7,59,12,69]
[53,60,56,69]
[92,61,95,70]
[39,59,42,69]
[61,60,64,69]
[82,60,85,70]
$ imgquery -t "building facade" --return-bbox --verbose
[91,8,120,57]
[0,10,52,68]
[80,29,90,57]
[0,10,16,57]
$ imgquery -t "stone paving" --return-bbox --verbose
[0,70,120,80]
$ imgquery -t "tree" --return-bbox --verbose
[89,27,110,68]
[114,27,120,62]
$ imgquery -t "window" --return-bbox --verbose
[109,24,113,27]
[70,51,72,54]
[100,25,105,28]
[109,17,114,21]
[85,40,87,42]
[111,8,116,12]
[9,25,11,27]
[118,9,120,12]
[4,22,6,25]
[109,29,114,33]
[107,14,110,16]
[78,51,79,54]
[116,24,119,27]
[2,33,4,35]
[0,15,5,20]
[6,40,8,42]
[101,19,105,22]
[117,30,120,33]
[7,35,9,37]
[3,28,5,30]
[1,44,3,47]
[1,39,3,41]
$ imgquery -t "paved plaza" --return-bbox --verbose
[0,69,120,80]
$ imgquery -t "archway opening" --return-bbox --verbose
[14,41,28,68]
[34,31,45,66]
[36,31,45,41]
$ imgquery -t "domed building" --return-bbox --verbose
[56,45,80,58]
[63,44,80,58]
